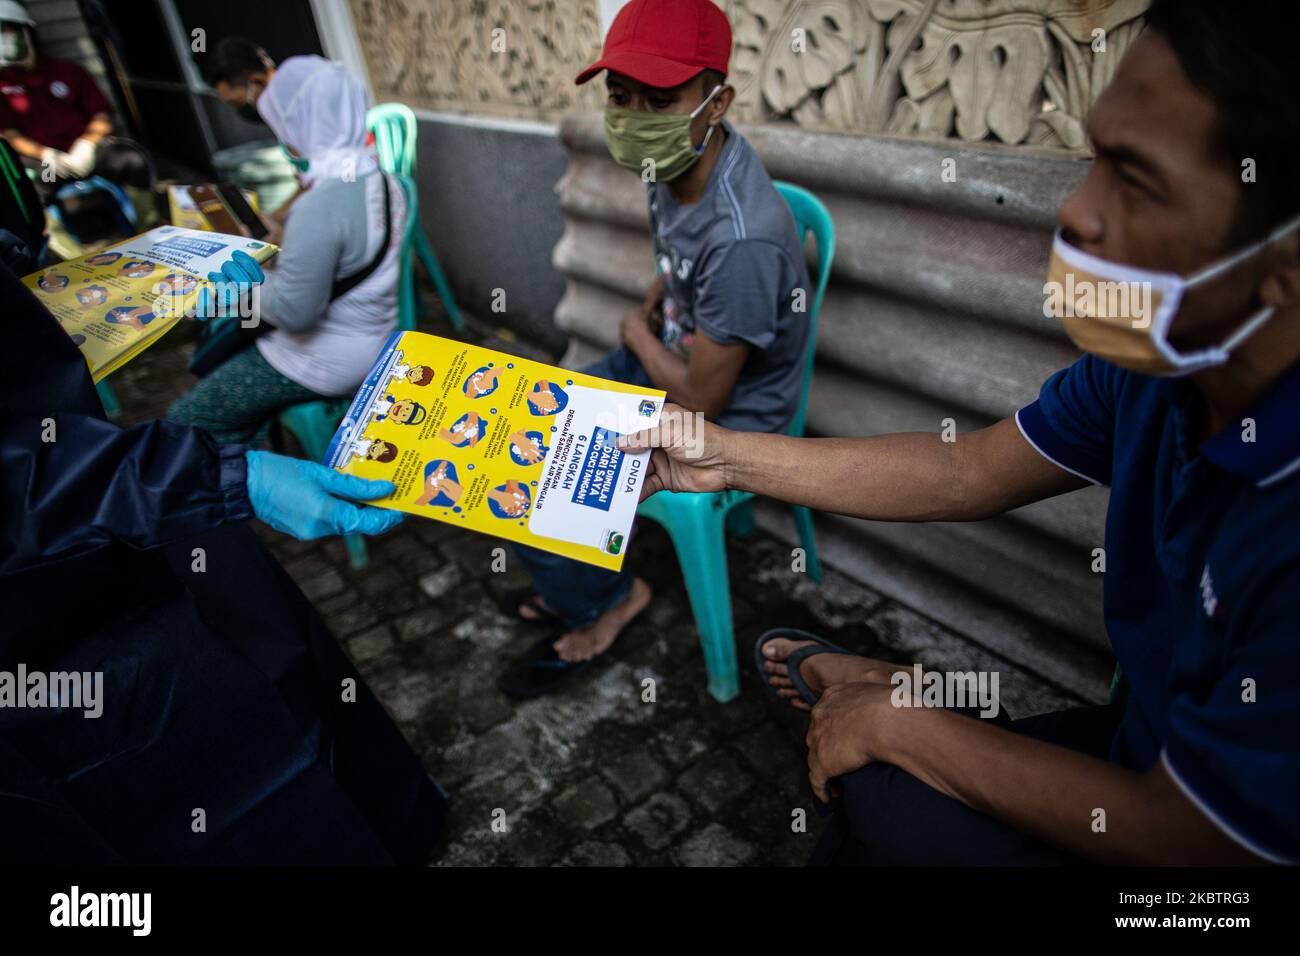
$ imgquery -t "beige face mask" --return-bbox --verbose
[1044,212,1300,376]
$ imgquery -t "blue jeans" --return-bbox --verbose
[512,346,652,629]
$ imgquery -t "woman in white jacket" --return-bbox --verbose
[168,55,407,445]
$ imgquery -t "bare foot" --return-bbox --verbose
[759,637,903,711]
[517,593,554,622]
[554,578,652,663]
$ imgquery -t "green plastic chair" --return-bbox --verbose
[366,102,463,331]
[96,379,122,417]
[276,173,421,569]
[636,181,835,702]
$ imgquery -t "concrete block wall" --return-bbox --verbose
[412,111,571,353]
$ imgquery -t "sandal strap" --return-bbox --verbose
[785,645,848,706]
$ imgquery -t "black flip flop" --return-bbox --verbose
[496,631,601,699]
[496,587,561,627]
[754,628,853,707]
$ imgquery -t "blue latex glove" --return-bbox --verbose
[193,249,265,321]
[245,450,404,540]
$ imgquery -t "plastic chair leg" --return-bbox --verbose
[725,500,754,537]
[413,229,463,331]
[344,532,369,570]
[663,507,740,703]
[96,379,122,418]
[791,504,822,584]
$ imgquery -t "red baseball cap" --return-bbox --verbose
[575,0,731,89]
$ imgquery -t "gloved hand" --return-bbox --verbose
[193,249,265,321]
[65,137,99,177]
[245,450,404,540]
[40,146,93,180]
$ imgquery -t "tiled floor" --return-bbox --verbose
[114,301,1083,865]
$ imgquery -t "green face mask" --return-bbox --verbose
[281,144,310,174]
[604,85,721,182]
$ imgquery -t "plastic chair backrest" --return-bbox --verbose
[367,103,418,177]
[395,172,420,331]
[773,181,835,439]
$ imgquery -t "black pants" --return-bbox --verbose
[809,703,1125,866]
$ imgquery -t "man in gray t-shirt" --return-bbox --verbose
[647,118,811,433]
[497,0,816,700]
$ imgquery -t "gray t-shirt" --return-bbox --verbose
[648,122,811,433]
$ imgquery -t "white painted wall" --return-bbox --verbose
[596,0,629,36]
[310,0,373,100]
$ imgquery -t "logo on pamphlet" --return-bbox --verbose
[638,399,657,418]
[601,530,625,555]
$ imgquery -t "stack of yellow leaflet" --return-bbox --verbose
[166,184,262,233]
[24,225,277,383]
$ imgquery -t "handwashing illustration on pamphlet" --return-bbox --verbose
[24,225,277,382]
[325,331,666,570]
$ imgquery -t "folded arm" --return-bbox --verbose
[624,317,748,419]
[807,683,1261,865]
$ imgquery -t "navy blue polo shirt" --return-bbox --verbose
[1016,353,1300,863]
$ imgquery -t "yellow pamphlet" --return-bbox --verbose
[24,225,278,383]
[325,331,666,570]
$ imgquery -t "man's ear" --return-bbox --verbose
[1259,233,1300,311]
[709,85,735,125]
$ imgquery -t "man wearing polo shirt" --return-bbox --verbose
[0,0,149,199]
[619,0,1300,864]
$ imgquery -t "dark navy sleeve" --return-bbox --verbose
[0,413,252,574]
[1162,566,1300,864]
[1015,354,1125,486]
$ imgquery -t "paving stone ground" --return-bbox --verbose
[113,298,1084,866]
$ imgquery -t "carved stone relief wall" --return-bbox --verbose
[727,0,1149,150]
[348,0,606,118]
[350,0,1149,151]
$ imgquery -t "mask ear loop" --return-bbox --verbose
[1184,209,1300,288]
[1160,210,1300,370]
[691,84,722,155]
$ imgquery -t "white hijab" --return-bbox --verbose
[257,55,377,186]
